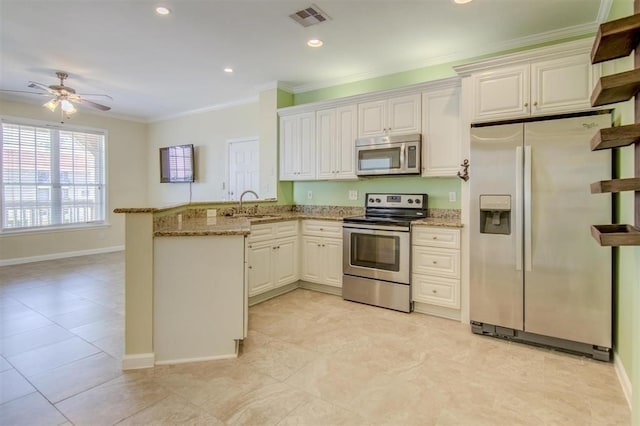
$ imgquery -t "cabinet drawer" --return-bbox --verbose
[412,246,460,278]
[248,223,273,242]
[274,220,298,238]
[302,220,342,238]
[412,274,459,309]
[412,227,460,249]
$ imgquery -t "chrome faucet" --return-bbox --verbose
[239,190,259,213]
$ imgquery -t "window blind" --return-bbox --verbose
[1,121,106,231]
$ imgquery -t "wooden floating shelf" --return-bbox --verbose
[591,123,640,150]
[591,69,640,107]
[591,224,640,246]
[591,177,640,193]
[591,13,640,64]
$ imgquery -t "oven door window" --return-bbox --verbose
[358,148,401,171]
[350,232,400,271]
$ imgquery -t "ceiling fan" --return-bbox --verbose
[1,71,112,117]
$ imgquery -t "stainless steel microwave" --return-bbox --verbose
[355,134,421,176]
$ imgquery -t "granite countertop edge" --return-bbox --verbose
[153,213,462,237]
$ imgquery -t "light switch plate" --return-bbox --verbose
[449,192,457,202]
[307,190,313,200]
[348,190,358,201]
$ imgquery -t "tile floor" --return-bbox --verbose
[0,252,631,425]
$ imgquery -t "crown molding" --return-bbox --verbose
[286,22,599,94]
[149,96,258,123]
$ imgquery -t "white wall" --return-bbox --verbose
[147,101,263,205]
[0,99,148,264]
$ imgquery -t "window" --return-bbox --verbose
[1,120,106,231]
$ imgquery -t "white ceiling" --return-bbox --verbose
[0,0,609,122]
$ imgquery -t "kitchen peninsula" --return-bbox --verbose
[115,203,461,370]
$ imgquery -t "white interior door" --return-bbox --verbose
[228,138,259,200]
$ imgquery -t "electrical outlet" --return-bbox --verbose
[307,190,313,200]
[449,191,457,202]
[348,190,358,201]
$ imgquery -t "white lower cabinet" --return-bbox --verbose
[247,221,299,297]
[301,220,343,287]
[412,226,461,309]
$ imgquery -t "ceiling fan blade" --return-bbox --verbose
[76,97,111,111]
[0,89,50,96]
[27,81,56,94]
[77,93,113,100]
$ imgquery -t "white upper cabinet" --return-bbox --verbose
[459,41,600,123]
[358,94,421,137]
[530,53,596,115]
[421,85,462,177]
[471,64,530,122]
[316,105,358,180]
[280,112,316,180]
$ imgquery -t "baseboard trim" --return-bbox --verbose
[154,353,237,366]
[0,245,124,267]
[297,280,342,296]
[248,282,298,306]
[413,301,461,321]
[613,350,632,409]
[122,353,155,370]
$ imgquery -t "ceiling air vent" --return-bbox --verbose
[289,4,331,27]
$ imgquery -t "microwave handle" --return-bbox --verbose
[400,143,405,169]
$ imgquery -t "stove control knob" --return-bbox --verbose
[368,198,374,203]
[375,198,381,203]
[415,198,421,204]
[407,199,414,204]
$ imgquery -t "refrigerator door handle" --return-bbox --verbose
[524,145,532,272]
[515,146,523,271]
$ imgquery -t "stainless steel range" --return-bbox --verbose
[342,193,428,312]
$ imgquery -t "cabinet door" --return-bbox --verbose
[301,236,323,283]
[279,115,299,180]
[334,105,357,179]
[421,87,461,177]
[388,94,421,135]
[412,274,460,308]
[358,100,386,137]
[531,53,596,115]
[274,236,298,287]
[297,113,316,180]
[247,240,274,296]
[316,109,336,180]
[322,238,343,287]
[472,65,530,122]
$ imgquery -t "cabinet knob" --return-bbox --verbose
[432,236,437,240]
[248,265,252,269]
[317,243,321,247]
[322,244,325,247]
[524,102,529,108]
[432,289,437,294]
[432,261,437,264]
[248,245,253,248]
[533,101,538,107]
[320,228,324,231]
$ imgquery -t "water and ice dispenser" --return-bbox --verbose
[479,195,511,235]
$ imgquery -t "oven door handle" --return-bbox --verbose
[343,223,410,233]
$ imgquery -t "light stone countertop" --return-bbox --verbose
[153,212,461,237]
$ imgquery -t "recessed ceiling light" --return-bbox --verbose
[155,6,171,15]
[454,0,472,3]
[307,39,323,48]
[224,67,234,73]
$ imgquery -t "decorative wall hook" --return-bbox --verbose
[457,159,469,181]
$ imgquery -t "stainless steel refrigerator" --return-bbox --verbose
[469,113,612,361]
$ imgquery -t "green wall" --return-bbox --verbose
[607,1,638,420]
[293,177,461,209]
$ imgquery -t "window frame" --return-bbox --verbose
[0,116,109,235]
